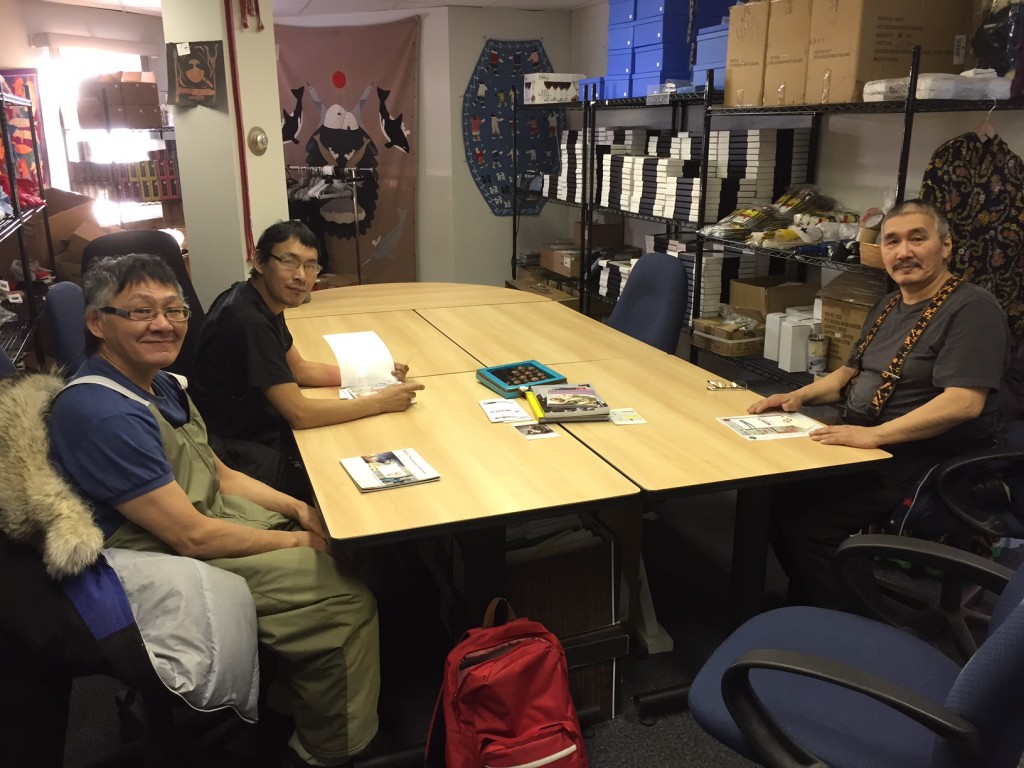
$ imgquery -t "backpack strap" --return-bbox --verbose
[482,596,517,628]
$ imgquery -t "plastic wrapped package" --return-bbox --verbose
[863,73,1012,101]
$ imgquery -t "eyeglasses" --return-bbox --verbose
[100,306,191,323]
[269,254,323,276]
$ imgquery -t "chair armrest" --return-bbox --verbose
[934,449,1024,534]
[834,534,1013,599]
[721,648,982,768]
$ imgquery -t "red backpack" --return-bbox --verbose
[425,598,589,768]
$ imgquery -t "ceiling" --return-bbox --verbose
[35,0,597,16]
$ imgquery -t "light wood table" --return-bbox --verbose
[555,355,888,492]
[295,371,638,543]
[417,300,668,367]
[288,310,481,377]
[552,355,890,619]
[289,283,891,627]
[286,281,550,319]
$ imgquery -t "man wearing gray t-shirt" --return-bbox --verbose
[747,199,1010,610]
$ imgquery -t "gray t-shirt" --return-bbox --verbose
[843,281,1008,444]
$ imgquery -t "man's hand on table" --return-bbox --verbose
[747,392,804,414]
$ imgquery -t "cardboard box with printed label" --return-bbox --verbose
[729,275,820,317]
[725,0,770,106]
[523,73,585,104]
[762,0,813,105]
[817,271,887,370]
[804,0,972,104]
[540,244,583,278]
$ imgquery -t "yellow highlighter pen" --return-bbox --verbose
[521,387,545,420]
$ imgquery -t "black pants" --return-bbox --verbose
[209,431,314,504]
[769,440,980,611]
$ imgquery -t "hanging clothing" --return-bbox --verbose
[920,132,1024,340]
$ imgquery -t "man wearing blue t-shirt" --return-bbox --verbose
[48,254,379,768]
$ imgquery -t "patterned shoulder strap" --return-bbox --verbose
[855,276,962,422]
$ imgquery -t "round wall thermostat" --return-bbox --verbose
[247,126,269,156]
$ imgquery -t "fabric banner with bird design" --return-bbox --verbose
[276,17,419,284]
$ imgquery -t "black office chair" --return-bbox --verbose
[43,280,87,376]
[872,447,1024,660]
[688,534,1024,768]
[82,230,205,379]
[606,252,688,353]
[0,370,259,767]
[0,351,15,377]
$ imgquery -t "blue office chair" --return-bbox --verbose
[0,352,15,377]
[44,281,87,376]
[82,230,205,380]
[606,252,688,353]
[688,534,1024,768]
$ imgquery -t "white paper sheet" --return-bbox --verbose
[323,331,398,388]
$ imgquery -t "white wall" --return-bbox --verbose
[447,7,577,286]
[161,0,289,308]
[570,1,608,78]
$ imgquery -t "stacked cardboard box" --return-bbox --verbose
[725,0,972,106]
[78,71,162,129]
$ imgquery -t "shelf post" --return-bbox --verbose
[895,45,922,205]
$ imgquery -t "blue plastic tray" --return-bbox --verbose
[476,360,566,398]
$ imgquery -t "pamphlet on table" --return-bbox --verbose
[339,449,440,492]
[717,412,825,441]
[479,398,532,423]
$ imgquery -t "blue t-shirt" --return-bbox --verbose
[49,357,190,538]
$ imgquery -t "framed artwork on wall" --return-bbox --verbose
[0,68,49,189]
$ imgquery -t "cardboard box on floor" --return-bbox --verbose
[817,271,887,370]
[0,189,98,279]
[729,275,820,317]
[55,221,124,286]
[804,0,972,104]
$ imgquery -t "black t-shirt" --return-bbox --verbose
[843,281,1009,445]
[191,281,295,443]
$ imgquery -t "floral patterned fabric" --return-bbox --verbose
[920,132,1024,340]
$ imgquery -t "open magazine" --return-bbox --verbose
[717,412,825,441]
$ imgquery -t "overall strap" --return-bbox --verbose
[63,375,151,405]
[863,275,963,421]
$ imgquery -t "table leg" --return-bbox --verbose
[453,526,506,631]
[731,487,771,622]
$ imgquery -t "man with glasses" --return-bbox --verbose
[191,220,423,499]
[48,254,381,768]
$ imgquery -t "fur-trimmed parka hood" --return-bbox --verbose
[0,371,103,577]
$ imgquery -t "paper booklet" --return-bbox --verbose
[717,412,825,441]
[527,383,610,423]
[323,331,400,399]
[339,449,440,492]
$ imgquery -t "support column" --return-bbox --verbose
[160,0,288,308]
